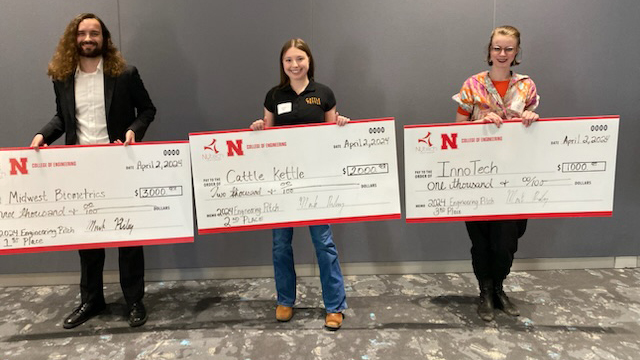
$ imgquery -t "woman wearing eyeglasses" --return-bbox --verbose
[453,25,540,321]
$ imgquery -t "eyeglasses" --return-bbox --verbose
[491,46,516,54]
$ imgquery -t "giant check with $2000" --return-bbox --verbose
[190,118,401,233]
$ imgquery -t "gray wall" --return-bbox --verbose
[1,0,638,274]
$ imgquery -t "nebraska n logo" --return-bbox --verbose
[441,133,458,150]
[9,158,28,175]
[226,139,244,157]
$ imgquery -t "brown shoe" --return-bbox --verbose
[324,312,344,330]
[275,305,293,322]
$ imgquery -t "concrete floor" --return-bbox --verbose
[1,268,639,360]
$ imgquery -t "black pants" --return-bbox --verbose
[79,246,145,307]
[465,220,527,282]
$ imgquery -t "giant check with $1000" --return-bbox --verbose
[404,116,619,222]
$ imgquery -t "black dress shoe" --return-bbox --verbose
[63,302,106,329]
[128,301,147,327]
[478,292,495,321]
[477,279,495,322]
[494,290,520,316]
[494,280,520,316]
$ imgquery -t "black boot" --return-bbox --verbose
[477,279,494,321]
[494,280,520,316]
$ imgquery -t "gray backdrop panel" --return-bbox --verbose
[311,0,494,263]
[495,0,640,257]
[0,1,120,273]
[0,0,637,274]
[118,0,316,270]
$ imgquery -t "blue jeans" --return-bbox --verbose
[272,225,347,313]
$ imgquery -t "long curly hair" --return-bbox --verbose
[47,13,126,80]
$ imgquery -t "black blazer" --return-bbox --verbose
[39,65,156,146]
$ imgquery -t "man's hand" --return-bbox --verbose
[124,130,136,145]
[115,130,136,145]
[30,134,47,151]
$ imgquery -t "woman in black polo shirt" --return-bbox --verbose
[250,38,348,330]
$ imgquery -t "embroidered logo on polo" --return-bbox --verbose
[305,97,321,106]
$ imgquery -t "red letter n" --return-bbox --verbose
[10,158,28,175]
[441,133,458,150]
[226,139,244,156]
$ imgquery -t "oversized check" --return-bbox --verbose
[0,142,194,254]
[189,118,401,233]
[404,116,619,222]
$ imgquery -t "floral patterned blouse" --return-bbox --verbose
[453,71,540,121]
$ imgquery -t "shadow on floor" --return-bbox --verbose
[4,293,629,343]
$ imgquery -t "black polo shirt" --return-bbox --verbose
[264,81,336,126]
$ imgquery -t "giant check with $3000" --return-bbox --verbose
[0,142,194,254]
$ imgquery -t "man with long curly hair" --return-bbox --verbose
[30,13,156,329]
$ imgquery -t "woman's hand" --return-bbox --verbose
[335,112,350,126]
[482,112,503,127]
[250,119,265,131]
[521,110,539,127]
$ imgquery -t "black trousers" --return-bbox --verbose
[79,246,145,307]
[465,220,527,282]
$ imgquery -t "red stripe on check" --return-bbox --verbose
[0,140,189,152]
[406,211,612,223]
[404,115,619,129]
[189,118,395,136]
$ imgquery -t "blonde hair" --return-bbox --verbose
[487,25,521,66]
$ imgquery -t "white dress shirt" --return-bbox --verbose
[75,58,109,145]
